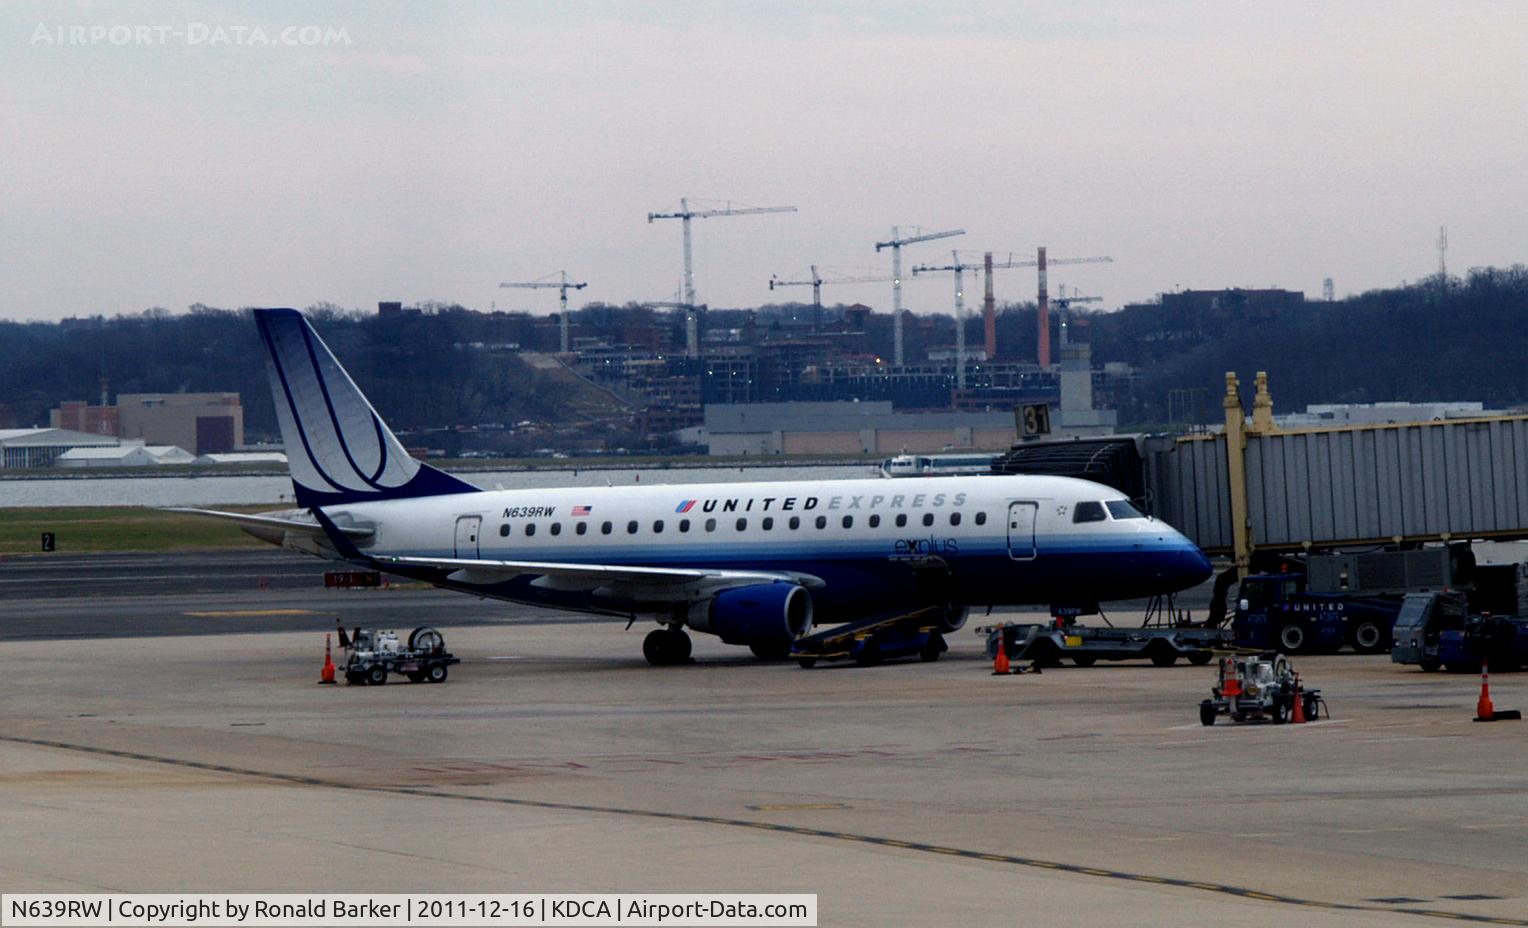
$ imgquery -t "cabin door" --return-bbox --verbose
[1006,502,1038,561]
[454,516,482,559]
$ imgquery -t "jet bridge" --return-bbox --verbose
[995,372,1528,563]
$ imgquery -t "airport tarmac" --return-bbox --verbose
[2,555,1526,926]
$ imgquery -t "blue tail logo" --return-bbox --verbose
[254,308,478,508]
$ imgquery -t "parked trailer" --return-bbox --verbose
[982,621,1231,667]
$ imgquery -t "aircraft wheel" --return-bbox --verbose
[643,628,692,666]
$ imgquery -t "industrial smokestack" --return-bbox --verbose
[983,252,996,361]
[1036,246,1051,368]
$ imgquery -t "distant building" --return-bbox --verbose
[702,401,1019,456]
[1274,402,1488,429]
[117,393,242,454]
[56,442,195,468]
[50,392,244,454]
[194,451,288,466]
[0,428,120,469]
[51,400,119,437]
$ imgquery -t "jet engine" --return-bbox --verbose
[696,582,815,653]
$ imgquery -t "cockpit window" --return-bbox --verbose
[1073,501,1107,523]
[1106,500,1146,520]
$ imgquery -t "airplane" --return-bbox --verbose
[179,308,1213,665]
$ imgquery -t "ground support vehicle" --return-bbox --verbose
[1392,592,1528,672]
[791,607,949,668]
[981,620,1231,668]
[1199,653,1323,725]
[339,626,460,685]
[1233,572,1404,654]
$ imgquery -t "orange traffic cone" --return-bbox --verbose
[993,632,1011,676]
[319,633,337,685]
[1475,660,1494,721]
[1291,674,1306,724]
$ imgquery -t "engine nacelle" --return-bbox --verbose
[696,582,814,647]
[938,605,970,634]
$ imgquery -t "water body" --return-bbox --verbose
[0,463,881,508]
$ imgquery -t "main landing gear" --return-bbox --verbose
[643,626,693,666]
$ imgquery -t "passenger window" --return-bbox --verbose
[499,524,510,537]
[1105,500,1146,520]
[842,515,853,528]
[524,523,536,536]
[1073,501,1107,523]
[975,511,987,526]
[627,520,639,534]
[736,517,747,531]
[922,513,934,527]
[601,521,613,535]
[679,519,690,532]
[550,523,562,536]
[789,516,800,530]
[869,514,880,528]
[653,520,664,533]
[705,518,716,532]
[950,512,961,527]
[576,522,588,535]
[762,517,774,530]
[815,516,827,529]
[896,513,908,528]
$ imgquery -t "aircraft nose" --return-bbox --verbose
[1174,539,1214,589]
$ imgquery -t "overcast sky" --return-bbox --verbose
[3,1,1525,322]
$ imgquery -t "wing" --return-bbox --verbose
[378,554,824,602]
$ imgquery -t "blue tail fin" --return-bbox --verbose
[253,308,478,508]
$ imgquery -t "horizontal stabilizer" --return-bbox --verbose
[167,507,374,540]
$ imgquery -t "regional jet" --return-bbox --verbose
[180,309,1212,664]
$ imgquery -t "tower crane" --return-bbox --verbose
[648,197,797,357]
[768,266,892,334]
[499,271,587,353]
[910,252,986,389]
[988,250,1113,367]
[874,227,964,366]
[1051,290,1103,348]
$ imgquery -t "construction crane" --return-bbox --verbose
[648,197,797,357]
[875,227,964,366]
[640,301,708,353]
[1052,289,1102,348]
[910,252,986,389]
[768,266,892,334]
[988,250,1113,367]
[499,271,587,353]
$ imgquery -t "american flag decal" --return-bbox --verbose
[572,505,592,516]
[675,499,697,513]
